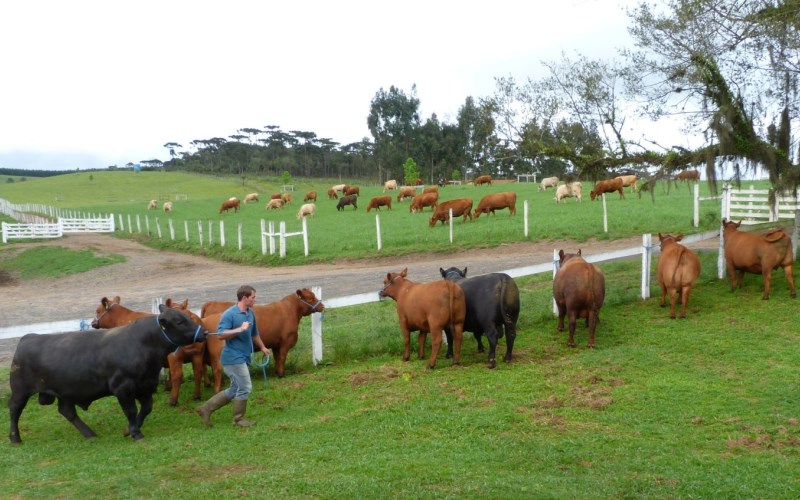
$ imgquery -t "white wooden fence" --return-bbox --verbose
[2,216,115,243]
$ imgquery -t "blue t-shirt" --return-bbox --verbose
[218,304,258,366]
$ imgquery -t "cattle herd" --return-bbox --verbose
[8,172,797,445]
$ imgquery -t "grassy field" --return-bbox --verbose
[1,172,798,498]
[0,170,734,266]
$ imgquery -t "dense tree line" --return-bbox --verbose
[162,0,798,193]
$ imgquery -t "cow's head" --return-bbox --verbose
[440,267,467,281]
[379,268,408,299]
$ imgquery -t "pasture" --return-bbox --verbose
[0,171,728,266]
[1,172,798,497]
[1,250,799,497]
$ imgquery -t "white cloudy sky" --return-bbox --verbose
[1,0,653,171]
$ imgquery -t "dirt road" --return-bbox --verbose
[0,232,717,366]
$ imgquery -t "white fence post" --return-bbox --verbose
[524,200,529,238]
[302,216,309,256]
[311,286,323,365]
[155,217,162,239]
[261,219,267,255]
[168,219,175,240]
[448,208,454,243]
[552,249,560,316]
[238,223,243,250]
[280,221,287,258]
[219,220,225,247]
[197,221,204,247]
[602,193,608,233]
[693,184,699,228]
[184,220,189,242]
[375,214,382,251]
[641,233,652,299]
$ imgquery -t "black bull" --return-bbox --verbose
[440,267,520,368]
[9,305,207,444]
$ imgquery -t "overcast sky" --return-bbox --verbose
[1,0,647,171]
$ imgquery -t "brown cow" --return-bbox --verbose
[281,192,292,204]
[344,186,360,197]
[473,191,517,218]
[200,289,325,382]
[589,178,625,200]
[429,198,473,227]
[722,218,796,300]
[366,195,392,212]
[676,170,700,182]
[409,192,439,213]
[378,267,466,369]
[327,187,338,200]
[473,175,493,186]
[553,249,606,348]
[219,198,240,213]
[422,185,439,195]
[266,199,284,210]
[304,191,317,202]
[397,186,416,202]
[657,233,702,318]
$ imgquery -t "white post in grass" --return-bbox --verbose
[524,200,529,237]
[219,220,225,247]
[552,249,560,316]
[238,222,243,250]
[302,216,309,256]
[155,217,162,239]
[311,286,323,365]
[449,208,454,243]
[136,214,141,233]
[197,221,204,247]
[375,214,382,251]
[144,216,149,235]
[184,220,189,242]
[602,193,608,233]
[260,219,267,255]
[641,233,652,299]
[693,183,699,228]
[168,219,175,240]
[279,221,287,258]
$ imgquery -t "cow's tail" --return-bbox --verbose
[499,276,519,336]
[447,281,457,334]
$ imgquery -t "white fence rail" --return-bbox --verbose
[2,216,115,243]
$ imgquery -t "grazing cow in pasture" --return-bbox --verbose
[199,289,324,381]
[163,201,173,212]
[676,170,700,182]
[366,195,392,212]
[378,267,466,369]
[304,191,317,202]
[147,199,158,210]
[440,267,520,369]
[344,186,360,197]
[8,305,207,444]
[383,179,398,192]
[538,176,559,191]
[473,191,517,218]
[553,249,606,348]
[722,218,796,300]
[336,194,358,211]
[270,193,282,200]
[657,233,702,318]
[555,182,583,203]
[589,178,625,200]
[244,193,259,203]
[473,175,493,186]
[331,184,346,194]
[429,198,473,226]
[615,175,638,193]
[266,199,285,210]
[327,187,338,199]
[397,186,416,202]
[409,192,439,213]
[281,192,292,204]
[422,185,439,195]
[296,203,316,218]
[219,198,240,213]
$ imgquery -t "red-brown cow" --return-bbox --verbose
[722,218,796,300]
[676,170,700,182]
[473,191,517,218]
[409,192,439,213]
[199,288,325,383]
[657,233,702,318]
[553,249,606,348]
[378,267,466,369]
[366,195,392,212]
[473,175,493,186]
[589,178,625,200]
[397,186,416,202]
[429,198,473,227]
[344,186,360,197]
[304,191,317,202]
[219,198,240,213]
[422,186,439,194]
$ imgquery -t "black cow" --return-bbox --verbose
[9,305,207,444]
[336,194,358,211]
[440,267,520,369]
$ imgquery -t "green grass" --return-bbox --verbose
[0,252,798,498]
[0,246,125,279]
[0,170,745,267]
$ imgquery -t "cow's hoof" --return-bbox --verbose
[587,344,596,349]
[660,303,666,308]
[132,433,145,441]
[762,296,770,300]
[670,315,676,319]
[193,395,201,401]
[487,361,496,369]
[567,342,576,348]
[792,292,797,299]
[168,399,177,407]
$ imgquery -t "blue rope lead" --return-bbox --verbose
[253,352,271,386]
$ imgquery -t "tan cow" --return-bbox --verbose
[147,199,158,210]
[296,203,316,218]
[163,201,173,212]
[383,179,398,192]
[281,192,292,204]
[244,193,259,203]
[397,186,416,202]
[615,175,638,193]
[266,199,285,210]
[538,176,559,191]
[555,182,583,203]
[473,192,517,218]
